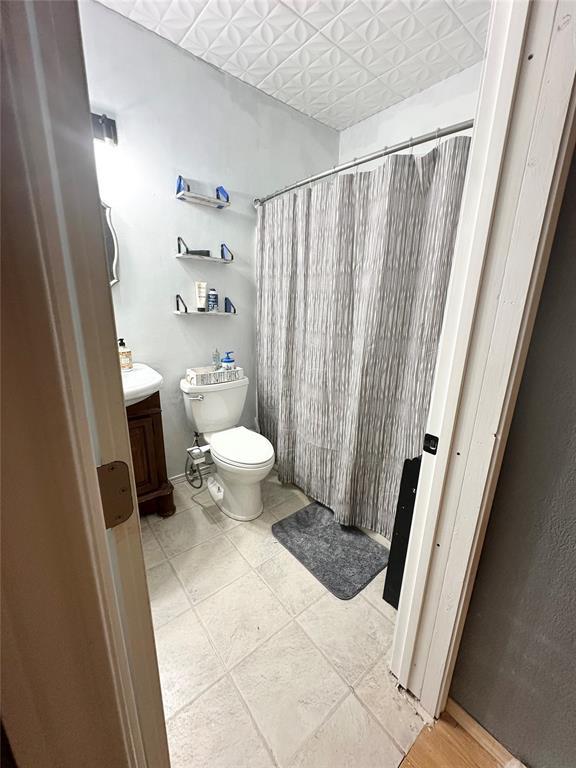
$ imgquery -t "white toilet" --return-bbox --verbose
[180,376,274,521]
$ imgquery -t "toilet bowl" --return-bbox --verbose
[206,427,275,521]
[180,377,275,521]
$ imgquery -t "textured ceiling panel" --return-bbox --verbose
[95,0,490,130]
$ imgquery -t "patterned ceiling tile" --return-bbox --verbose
[466,10,490,46]
[97,0,138,14]
[95,0,491,130]
[156,0,209,43]
[129,0,172,30]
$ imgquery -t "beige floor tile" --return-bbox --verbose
[200,492,243,532]
[288,694,403,768]
[268,489,310,522]
[227,511,284,567]
[361,568,398,624]
[232,622,348,766]
[156,609,225,719]
[172,480,206,512]
[146,561,190,629]
[196,571,290,668]
[298,593,394,685]
[263,471,309,511]
[171,535,250,605]
[193,486,251,532]
[261,472,290,508]
[149,504,220,558]
[166,675,273,768]
[193,488,213,507]
[141,523,165,569]
[355,656,424,753]
[257,549,325,616]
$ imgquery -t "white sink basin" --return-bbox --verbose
[122,363,163,407]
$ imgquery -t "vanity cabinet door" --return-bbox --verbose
[126,392,175,517]
[128,416,159,495]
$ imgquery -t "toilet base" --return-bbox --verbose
[207,473,264,522]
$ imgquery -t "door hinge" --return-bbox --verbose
[97,461,134,529]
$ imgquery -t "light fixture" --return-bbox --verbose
[91,112,117,145]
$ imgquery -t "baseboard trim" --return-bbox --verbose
[170,465,213,485]
[445,698,526,767]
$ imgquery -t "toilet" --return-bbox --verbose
[180,376,274,521]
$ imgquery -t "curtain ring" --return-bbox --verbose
[435,127,440,150]
[409,137,414,156]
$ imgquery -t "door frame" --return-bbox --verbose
[2,2,169,765]
[391,0,576,716]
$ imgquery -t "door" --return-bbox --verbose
[2,2,169,765]
[391,0,576,716]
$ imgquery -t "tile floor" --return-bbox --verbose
[141,471,425,768]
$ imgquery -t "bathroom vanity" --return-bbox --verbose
[122,363,174,517]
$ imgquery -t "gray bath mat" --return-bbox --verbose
[271,502,389,600]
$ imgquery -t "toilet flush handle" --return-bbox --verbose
[189,394,204,401]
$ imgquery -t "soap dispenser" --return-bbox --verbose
[221,351,235,370]
[118,338,133,371]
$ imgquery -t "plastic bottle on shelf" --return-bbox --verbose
[208,288,219,312]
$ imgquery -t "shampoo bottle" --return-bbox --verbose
[118,338,133,371]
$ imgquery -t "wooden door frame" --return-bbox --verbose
[2,2,169,765]
[391,0,576,716]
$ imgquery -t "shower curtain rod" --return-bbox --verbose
[254,118,474,206]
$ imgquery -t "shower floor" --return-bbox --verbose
[142,470,425,768]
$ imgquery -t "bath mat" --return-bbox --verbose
[271,502,389,600]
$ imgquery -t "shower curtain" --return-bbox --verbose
[256,137,471,537]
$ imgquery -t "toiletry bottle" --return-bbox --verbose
[221,351,235,370]
[118,338,133,371]
[212,348,221,370]
[208,288,219,312]
[195,281,207,312]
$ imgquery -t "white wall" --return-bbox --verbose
[79,0,339,478]
[339,63,482,164]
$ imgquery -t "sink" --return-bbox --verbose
[122,363,163,407]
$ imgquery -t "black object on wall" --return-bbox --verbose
[383,455,422,609]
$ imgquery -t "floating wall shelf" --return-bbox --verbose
[175,253,232,264]
[173,310,235,317]
[176,190,230,208]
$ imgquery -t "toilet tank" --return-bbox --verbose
[180,376,249,434]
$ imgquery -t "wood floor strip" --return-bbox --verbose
[401,713,503,768]
[445,698,524,767]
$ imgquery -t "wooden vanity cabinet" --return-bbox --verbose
[126,391,175,517]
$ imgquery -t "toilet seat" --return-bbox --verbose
[209,426,274,469]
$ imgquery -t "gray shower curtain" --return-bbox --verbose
[256,137,470,537]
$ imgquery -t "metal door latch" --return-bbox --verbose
[423,433,439,455]
[97,461,134,529]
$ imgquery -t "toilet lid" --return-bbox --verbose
[210,427,274,467]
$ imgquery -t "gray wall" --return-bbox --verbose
[79,1,339,478]
[450,154,576,768]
